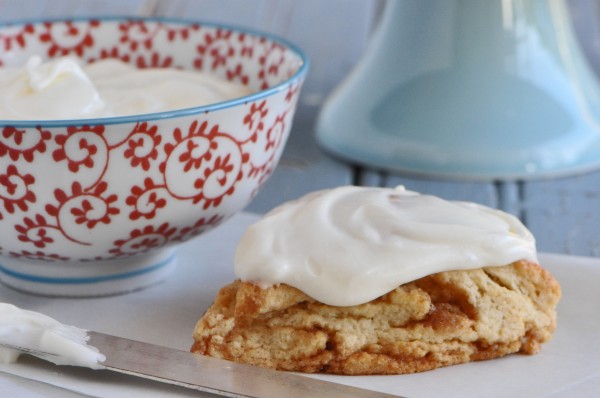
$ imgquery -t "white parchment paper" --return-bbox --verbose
[1,212,599,398]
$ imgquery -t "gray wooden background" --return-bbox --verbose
[2,0,600,256]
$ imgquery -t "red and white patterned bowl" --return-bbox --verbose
[0,17,308,296]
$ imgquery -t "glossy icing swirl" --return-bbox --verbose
[234,186,537,306]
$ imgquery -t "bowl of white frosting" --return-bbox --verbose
[0,17,308,296]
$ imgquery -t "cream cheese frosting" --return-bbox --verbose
[234,186,538,306]
[0,56,252,120]
[0,303,105,369]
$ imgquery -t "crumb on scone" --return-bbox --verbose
[191,260,560,375]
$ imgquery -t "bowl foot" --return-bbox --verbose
[0,249,177,297]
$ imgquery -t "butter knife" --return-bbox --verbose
[2,331,402,398]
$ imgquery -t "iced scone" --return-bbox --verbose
[191,186,561,375]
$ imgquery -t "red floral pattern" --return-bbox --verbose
[8,250,70,262]
[0,18,305,262]
[135,52,173,69]
[0,165,36,217]
[39,20,100,57]
[123,122,162,171]
[126,178,167,220]
[195,28,235,70]
[172,214,225,242]
[161,120,249,209]
[243,100,268,143]
[53,125,106,172]
[27,181,120,245]
[258,41,287,89]
[265,113,287,152]
[15,215,54,248]
[0,126,52,162]
[95,46,131,63]
[118,20,159,51]
[0,23,34,51]
[110,223,177,256]
[165,23,201,42]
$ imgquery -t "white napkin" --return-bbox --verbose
[1,212,600,398]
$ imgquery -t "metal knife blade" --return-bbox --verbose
[3,331,402,398]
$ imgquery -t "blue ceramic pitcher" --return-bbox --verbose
[316,0,600,180]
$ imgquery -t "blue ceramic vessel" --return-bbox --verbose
[317,0,600,180]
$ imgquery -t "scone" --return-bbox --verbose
[191,186,561,375]
[191,260,559,375]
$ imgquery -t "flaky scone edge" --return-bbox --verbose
[191,260,561,375]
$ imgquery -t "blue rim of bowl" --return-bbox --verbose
[0,15,310,128]
[0,252,176,284]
